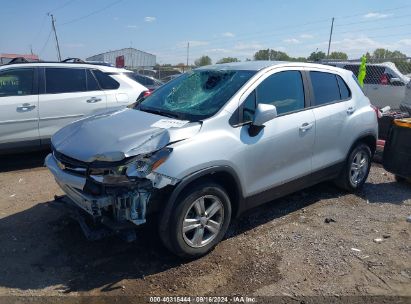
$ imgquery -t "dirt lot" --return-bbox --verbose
[0,151,410,300]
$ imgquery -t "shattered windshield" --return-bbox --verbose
[137,69,255,121]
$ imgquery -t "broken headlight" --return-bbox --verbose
[89,148,172,184]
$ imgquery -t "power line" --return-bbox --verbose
[30,14,48,47]
[39,29,53,56]
[60,0,125,26]
[335,13,411,28]
[49,0,77,13]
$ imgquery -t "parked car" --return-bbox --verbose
[46,61,378,258]
[324,61,411,110]
[161,74,181,83]
[0,61,147,153]
[400,80,411,115]
[127,73,163,92]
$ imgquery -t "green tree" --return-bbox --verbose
[328,52,348,60]
[216,57,240,64]
[254,49,290,61]
[308,51,326,62]
[372,48,407,59]
[194,55,212,66]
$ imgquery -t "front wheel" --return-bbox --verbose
[160,181,232,258]
[335,143,372,192]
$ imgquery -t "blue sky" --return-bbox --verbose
[1,0,411,64]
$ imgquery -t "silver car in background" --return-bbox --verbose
[46,61,378,258]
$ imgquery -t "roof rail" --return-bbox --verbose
[7,57,30,64]
[61,58,85,63]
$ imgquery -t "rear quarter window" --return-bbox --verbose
[310,71,340,106]
[93,70,120,90]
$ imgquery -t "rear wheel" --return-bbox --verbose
[160,181,232,258]
[335,143,372,192]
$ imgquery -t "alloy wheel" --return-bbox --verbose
[182,195,224,248]
[350,150,369,186]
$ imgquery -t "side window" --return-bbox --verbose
[0,68,34,97]
[364,66,385,84]
[46,68,86,94]
[256,70,305,115]
[242,90,256,123]
[93,70,120,90]
[336,75,351,99]
[310,71,340,106]
[86,69,100,91]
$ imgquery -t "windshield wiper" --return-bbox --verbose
[139,107,181,119]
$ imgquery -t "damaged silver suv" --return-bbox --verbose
[46,61,378,258]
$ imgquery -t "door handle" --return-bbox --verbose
[347,107,356,115]
[86,97,102,103]
[299,122,313,132]
[17,103,36,112]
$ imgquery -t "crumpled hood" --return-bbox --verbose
[51,108,201,162]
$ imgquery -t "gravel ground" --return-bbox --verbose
[0,151,410,300]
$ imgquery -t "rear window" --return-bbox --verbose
[46,68,86,94]
[93,70,120,90]
[310,71,340,105]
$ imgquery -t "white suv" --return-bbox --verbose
[0,62,147,153]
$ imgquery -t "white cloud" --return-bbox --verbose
[222,32,235,38]
[234,42,263,51]
[144,16,156,22]
[126,25,137,29]
[398,39,411,46]
[206,48,231,53]
[363,12,390,19]
[300,34,314,39]
[283,38,300,44]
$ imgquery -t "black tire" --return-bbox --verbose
[335,143,372,192]
[160,181,231,258]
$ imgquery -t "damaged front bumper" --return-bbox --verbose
[45,153,177,238]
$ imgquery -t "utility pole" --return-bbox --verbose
[327,17,335,58]
[49,13,62,61]
[186,42,190,70]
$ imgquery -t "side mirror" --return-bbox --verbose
[248,103,277,137]
[253,103,277,126]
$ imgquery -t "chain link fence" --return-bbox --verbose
[129,66,193,83]
[321,58,411,113]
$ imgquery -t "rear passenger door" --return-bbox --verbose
[38,67,107,141]
[0,67,39,148]
[307,70,352,172]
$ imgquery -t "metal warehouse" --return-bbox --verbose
[86,48,156,68]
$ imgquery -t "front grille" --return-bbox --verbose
[53,147,88,177]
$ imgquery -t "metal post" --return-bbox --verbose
[186,42,190,69]
[49,14,62,61]
[327,17,334,58]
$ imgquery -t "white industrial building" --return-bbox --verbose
[86,48,156,68]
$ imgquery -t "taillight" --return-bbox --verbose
[136,90,153,101]
[371,105,382,119]
[143,90,152,98]
[380,74,389,85]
